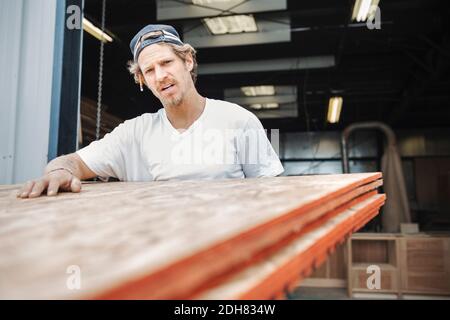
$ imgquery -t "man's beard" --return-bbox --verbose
[161,92,183,107]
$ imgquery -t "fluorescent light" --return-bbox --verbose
[358,0,371,21]
[203,15,258,35]
[351,0,380,22]
[192,0,231,4]
[367,0,380,21]
[241,85,275,96]
[249,104,262,110]
[327,97,343,123]
[249,103,279,110]
[83,18,113,43]
[264,103,279,109]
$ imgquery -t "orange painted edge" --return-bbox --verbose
[189,190,380,299]
[235,195,386,299]
[93,175,383,299]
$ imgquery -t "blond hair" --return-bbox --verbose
[127,42,198,85]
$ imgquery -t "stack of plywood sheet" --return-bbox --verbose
[0,173,385,299]
[80,97,123,145]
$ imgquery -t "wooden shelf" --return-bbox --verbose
[348,233,450,298]
[348,235,401,296]
[352,263,397,271]
[351,233,398,240]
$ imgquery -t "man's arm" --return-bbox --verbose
[17,153,97,198]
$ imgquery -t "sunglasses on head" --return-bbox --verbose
[133,30,182,60]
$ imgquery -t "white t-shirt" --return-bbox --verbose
[76,98,284,181]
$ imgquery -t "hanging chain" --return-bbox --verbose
[96,0,106,141]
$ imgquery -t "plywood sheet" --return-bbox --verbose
[0,173,382,299]
[197,194,385,299]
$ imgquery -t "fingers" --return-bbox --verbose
[70,177,82,193]
[47,178,61,197]
[17,180,35,198]
[17,172,83,199]
[47,170,73,196]
[28,179,50,198]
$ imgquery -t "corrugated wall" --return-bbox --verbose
[0,0,58,184]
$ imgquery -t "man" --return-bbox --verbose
[18,24,284,198]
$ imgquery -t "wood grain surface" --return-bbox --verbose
[0,173,383,299]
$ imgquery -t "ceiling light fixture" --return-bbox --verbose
[241,85,275,96]
[327,97,343,123]
[263,103,279,109]
[83,18,113,43]
[249,103,279,110]
[203,15,258,35]
[192,0,231,4]
[351,0,380,22]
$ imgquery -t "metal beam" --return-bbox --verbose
[198,56,335,75]
[157,0,287,21]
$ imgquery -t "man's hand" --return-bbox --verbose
[16,153,95,199]
[17,170,82,198]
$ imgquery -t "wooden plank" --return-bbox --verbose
[0,173,382,299]
[183,190,382,299]
[98,180,383,299]
[196,194,385,299]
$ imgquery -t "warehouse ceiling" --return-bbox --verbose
[81,0,450,132]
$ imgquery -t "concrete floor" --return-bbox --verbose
[288,287,351,300]
[288,287,450,300]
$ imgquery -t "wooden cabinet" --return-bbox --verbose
[301,233,450,298]
[347,234,401,296]
[399,237,450,295]
[347,233,450,297]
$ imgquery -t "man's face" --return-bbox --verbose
[138,43,194,107]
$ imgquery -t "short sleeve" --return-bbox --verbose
[76,121,134,180]
[236,113,284,178]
